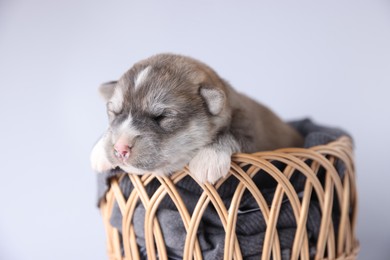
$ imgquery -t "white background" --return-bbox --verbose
[1,1,389,259]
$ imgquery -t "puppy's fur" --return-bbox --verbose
[90,54,303,183]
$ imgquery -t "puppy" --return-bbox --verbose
[90,54,303,183]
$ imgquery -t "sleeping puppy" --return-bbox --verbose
[90,54,303,183]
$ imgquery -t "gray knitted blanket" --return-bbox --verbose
[97,119,350,259]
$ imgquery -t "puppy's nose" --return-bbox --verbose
[114,143,131,160]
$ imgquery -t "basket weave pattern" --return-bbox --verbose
[100,137,359,260]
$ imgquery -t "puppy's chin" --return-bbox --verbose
[118,162,173,176]
[119,160,187,177]
[118,164,149,175]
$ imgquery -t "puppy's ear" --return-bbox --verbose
[99,81,117,101]
[200,86,225,115]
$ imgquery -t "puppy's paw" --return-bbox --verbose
[189,147,232,184]
[90,138,114,173]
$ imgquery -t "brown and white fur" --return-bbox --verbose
[90,54,303,183]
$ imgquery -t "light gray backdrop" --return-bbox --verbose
[0,0,389,259]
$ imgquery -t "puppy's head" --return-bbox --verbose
[99,54,231,175]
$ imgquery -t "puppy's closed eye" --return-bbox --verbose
[153,109,180,130]
[152,114,167,124]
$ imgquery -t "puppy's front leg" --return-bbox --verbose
[90,130,115,173]
[189,134,240,184]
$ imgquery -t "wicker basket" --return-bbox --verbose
[99,136,359,260]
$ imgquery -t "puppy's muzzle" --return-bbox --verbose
[114,143,131,161]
